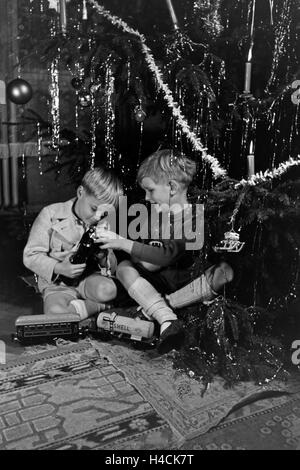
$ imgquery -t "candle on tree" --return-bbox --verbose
[60,0,67,35]
[244,62,252,93]
[244,0,256,93]
[247,141,255,178]
[82,0,88,20]
[244,44,254,93]
[165,0,179,30]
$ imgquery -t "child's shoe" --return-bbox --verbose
[156,320,185,355]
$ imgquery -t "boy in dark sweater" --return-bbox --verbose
[96,150,233,353]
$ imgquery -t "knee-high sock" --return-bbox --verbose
[70,299,107,320]
[166,274,217,309]
[127,278,177,325]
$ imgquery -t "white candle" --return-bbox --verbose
[247,156,255,177]
[165,0,179,30]
[82,0,88,20]
[244,62,252,93]
[247,141,255,177]
[60,0,67,35]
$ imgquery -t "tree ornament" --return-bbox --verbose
[214,190,247,253]
[6,78,33,105]
[291,80,300,106]
[134,105,146,122]
[214,230,245,253]
[89,82,101,94]
[78,90,92,107]
[71,77,84,90]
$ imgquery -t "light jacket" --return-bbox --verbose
[23,198,116,293]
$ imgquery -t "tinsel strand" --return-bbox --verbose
[49,55,60,160]
[90,91,96,170]
[235,155,300,189]
[265,0,292,93]
[105,62,116,168]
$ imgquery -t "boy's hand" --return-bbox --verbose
[95,230,134,253]
[54,255,86,279]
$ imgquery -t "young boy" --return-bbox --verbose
[23,167,123,320]
[96,149,234,354]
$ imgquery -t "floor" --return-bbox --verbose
[0,211,42,360]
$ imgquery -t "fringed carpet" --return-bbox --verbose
[0,343,180,450]
[0,339,298,450]
[182,391,300,450]
[90,340,294,441]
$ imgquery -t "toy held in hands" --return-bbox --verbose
[70,226,97,264]
[61,225,110,285]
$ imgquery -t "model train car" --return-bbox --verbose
[94,309,157,347]
[13,314,83,343]
[13,309,158,348]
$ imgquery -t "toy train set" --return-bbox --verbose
[13,309,158,348]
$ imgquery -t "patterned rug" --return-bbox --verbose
[90,340,293,441]
[0,343,180,450]
[0,339,297,450]
[182,393,300,450]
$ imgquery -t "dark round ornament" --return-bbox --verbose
[6,78,33,105]
[71,77,84,90]
[78,90,92,108]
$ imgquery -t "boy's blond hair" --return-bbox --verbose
[137,149,196,190]
[81,167,123,207]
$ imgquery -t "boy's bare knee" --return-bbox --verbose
[95,282,116,302]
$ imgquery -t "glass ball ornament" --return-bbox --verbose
[134,105,146,122]
[6,78,33,105]
[291,87,300,106]
[71,77,84,90]
[78,90,92,108]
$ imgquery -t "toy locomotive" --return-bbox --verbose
[13,308,157,348]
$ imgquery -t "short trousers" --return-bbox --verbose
[133,264,192,295]
[42,278,88,301]
[112,263,195,308]
[42,272,115,301]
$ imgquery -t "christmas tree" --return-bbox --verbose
[12,0,300,384]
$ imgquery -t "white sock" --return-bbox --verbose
[70,299,107,320]
[127,278,177,326]
[166,274,217,309]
